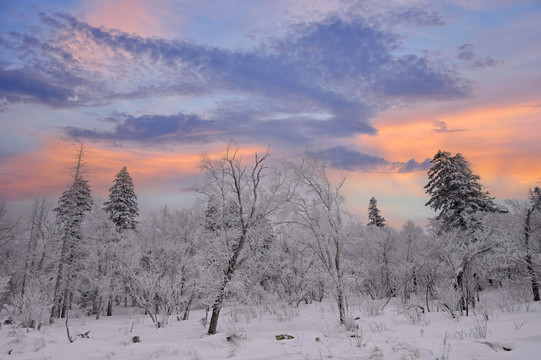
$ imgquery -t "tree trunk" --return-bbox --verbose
[107,298,113,316]
[207,300,223,335]
[182,295,194,320]
[455,267,467,315]
[525,209,540,302]
[95,295,102,320]
[207,282,227,335]
[526,254,540,302]
[335,243,346,324]
[50,234,69,322]
[336,284,346,324]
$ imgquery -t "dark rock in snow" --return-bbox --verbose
[132,336,142,343]
[276,334,294,340]
[226,334,243,342]
[78,330,90,338]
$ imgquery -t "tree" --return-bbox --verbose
[51,147,93,321]
[79,201,118,319]
[199,147,291,335]
[524,187,541,301]
[425,150,503,315]
[0,200,21,312]
[424,150,499,235]
[291,157,354,325]
[104,167,139,232]
[367,197,385,227]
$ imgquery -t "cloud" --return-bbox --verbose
[0,68,79,108]
[399,158,432,173]
[470,57,505,70]
[432,120,465,133]
[3,12,469,147]
[66,113,215,143]
[457,43,475,60]
[388,6,446,26]
[457,43,504,70]
[345,1,446,27]
[307,146,431,173]
[64,110,377,145]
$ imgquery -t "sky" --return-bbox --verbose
[1,0,540,228]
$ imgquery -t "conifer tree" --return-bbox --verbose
[425,150,501,315]
[104,167,139,232]
[367,197,385,227]
[51,146,93,320]
[424,150,499,234]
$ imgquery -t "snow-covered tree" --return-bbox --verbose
[78,201,119,319]
[424,150,499,235]
[198,147,292,335]
[104,167,139,232]
[367,197,386,227]
[524,187,541,301]
[51,174,93,320]
[291,157,355,325]
[362,226,399,299]
[51,147,93,320]
[0,200,21,311]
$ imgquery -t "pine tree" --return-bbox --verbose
[424,150,499,234]
[104,167,139,232]
[367,197,386,227]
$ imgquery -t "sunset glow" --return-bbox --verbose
[1,0,540,227]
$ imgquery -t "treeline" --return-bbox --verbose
[0,147,539,335]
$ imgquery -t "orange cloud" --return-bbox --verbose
[0,137,265,204]
[357,101,541,200]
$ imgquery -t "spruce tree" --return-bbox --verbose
[424,150,499,234]
[55,176,93,238]
[104,167,139,232]
[367,196,385,227]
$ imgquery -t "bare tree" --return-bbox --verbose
[199,147,291,335]
[290,158,353,325]
[0,200,22,311]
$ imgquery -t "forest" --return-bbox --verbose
[0,146,540,358]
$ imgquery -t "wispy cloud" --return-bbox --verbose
[456,43,504,70]
[457,43,475,60]
[432,120,465,133]
[470,57,505,70]
[387,6,446,26]
[307,146,431,173]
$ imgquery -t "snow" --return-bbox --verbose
[2,291,540,359]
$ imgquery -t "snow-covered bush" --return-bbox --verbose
[11,277,52,329]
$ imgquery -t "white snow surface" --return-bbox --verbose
[1,292,540,359]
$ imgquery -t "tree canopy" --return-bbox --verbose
[104,167,139,232]
[424,150,499,234]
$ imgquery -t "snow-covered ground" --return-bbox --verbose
[1,290,540,359]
